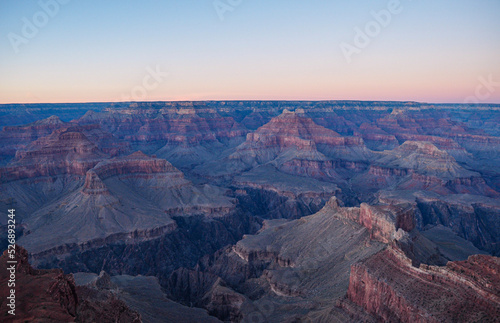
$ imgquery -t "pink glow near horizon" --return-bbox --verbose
[0,1,499,104]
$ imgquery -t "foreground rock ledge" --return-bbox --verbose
[340,245,500,323]
[0,245,141,323]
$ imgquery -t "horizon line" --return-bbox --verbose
[1,99,500,106]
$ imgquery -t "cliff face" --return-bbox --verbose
[361,133,399,151]
[7,149,236,255]
[375,141,477,179]
[75,284,142,323]
[0,246,141,323]
[237,110,371,162]
[75,107,247,168]
[452,133,500,159]
[232,164,340,219]
[0,116,66,163]
[82,170,110,195]
[2,130,102,182]
[344,246,500,323]
[0,125,130,182]
[165,267,246,321]
[96,108,246,145]
[315,197,415,245]
[90,151,181,180]
[415,197,500,255]
[0,102,499,322]
[357,141,499,198]
[358,204,415,243]
[232,111,333,167]
[163,197,413,320]
[35,211,260,306]
[160,195,497,322]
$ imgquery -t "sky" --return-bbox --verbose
[0,0,499,104]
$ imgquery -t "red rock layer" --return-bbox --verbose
[246,132,318,151]
[1,128,104,182]
[0,123,131,182]
[82,170,110,195]
[233,110,370,168]
[1,130,165,184]
[336,202,415,243]
[365,141,499,196]
[0,116,66,158]
[362,133,399,148]
[91,151,181,180]
[245,111,367,151]
[344,246,500,323]
[0,246,77,322]
[80,108,246,146]
[80,151,186,196]
[0,246,141,322]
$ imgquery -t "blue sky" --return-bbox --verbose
[0,0,499,103]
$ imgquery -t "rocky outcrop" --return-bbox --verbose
[361,133,399,150]
[343,246,500,323]
[395,134,472,161]
[91,151,182,180]
[232,165,340,219]
[376,141,474,178]
[165,267,247,321]
[0,116,66,162]
[415,197,500,255]
[82,170,110,195]
[328,199,415,244]
[75,275,142,323]
[1,129,103,182]
[358,204,415,242]
[362,141,499,196]
[238,110,371,162]
[0,124,129,182]
[1,115,65,139]
[1,102,500,322]
[0,246,141,323]
[10,147,237,254]
[165,196,390,321]
[0,246,78,322]
[75,107,247,168]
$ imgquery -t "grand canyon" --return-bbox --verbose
[0,101,499,322]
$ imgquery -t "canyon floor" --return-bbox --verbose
[0,101,499,322]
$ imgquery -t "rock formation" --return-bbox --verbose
[0,245,141,322]
[1,101,499,322]
[342,246,500,323]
